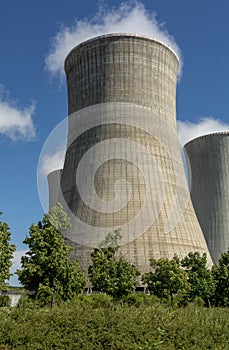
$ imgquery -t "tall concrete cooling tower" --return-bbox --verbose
[184,132,229,263]
[49,34,212,274]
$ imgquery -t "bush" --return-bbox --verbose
[0,297,229,348]
[77,293,114,308]
[192,296,205,307]
[123,293,148,306]
[17,295,40,309]
[0,295,10,307]
[123,293,161,306]
[0,345,11,350]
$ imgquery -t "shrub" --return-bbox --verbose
[77,293,114,308]
[0,295,10,307]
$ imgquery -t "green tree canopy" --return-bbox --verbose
[181,252,215,305]
[88,230,140,299]
[142,255,190,302]
[17,207,86,306]
[47,202,71,233]
[212,250,229,307]
[0,213,16,290]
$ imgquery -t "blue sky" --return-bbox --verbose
[0,0,229,284]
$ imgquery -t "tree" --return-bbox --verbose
[98,229,122,249]
[46,202,71,233]
[212,250,229,307]
[88,229,140,299]
[142,255,190,302]
[17,206,86,307]
[0,213,16,290]
[181,252,215,305]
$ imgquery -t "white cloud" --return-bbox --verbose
[39,145,66,177]
[11,250,25,272]
[0,88,36,141]
[177,117,229,146]
[9,249,27,286]
[45,1,182,80]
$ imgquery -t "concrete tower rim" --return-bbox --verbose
[184,131,229,148]
[64,33,180,72]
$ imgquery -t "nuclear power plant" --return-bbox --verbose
[48,33,213,274]
[184,132,229,263]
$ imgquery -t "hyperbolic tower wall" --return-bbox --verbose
[48,34,212,273]
[185,132,229,263]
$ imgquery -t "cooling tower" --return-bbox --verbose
[184,132,229,263]
[47,169,62,209]
[49,34,212,274]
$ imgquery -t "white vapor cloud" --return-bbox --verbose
[45,1,182,80]
[177,117,229,146]
[0,87,36,141]
[9,249,27,286]
[40,145,66,177]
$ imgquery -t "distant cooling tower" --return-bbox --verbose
[185,132,229,263]
[48,170,62,209]
[48,34,212,274]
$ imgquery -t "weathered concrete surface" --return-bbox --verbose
[47,169,62,209]
[48,34,212,276]
[185,132,229,263]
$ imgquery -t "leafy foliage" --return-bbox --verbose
[98,228,122,248]
[0,213,16,290]
[181,252,215,305]
[89,230,140,299]
[212,249,229,307]
[47,202,71,233]
[1,297,229,349]
[17,208,86,306]
[0,295,10,307]
[142,255,190,302]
